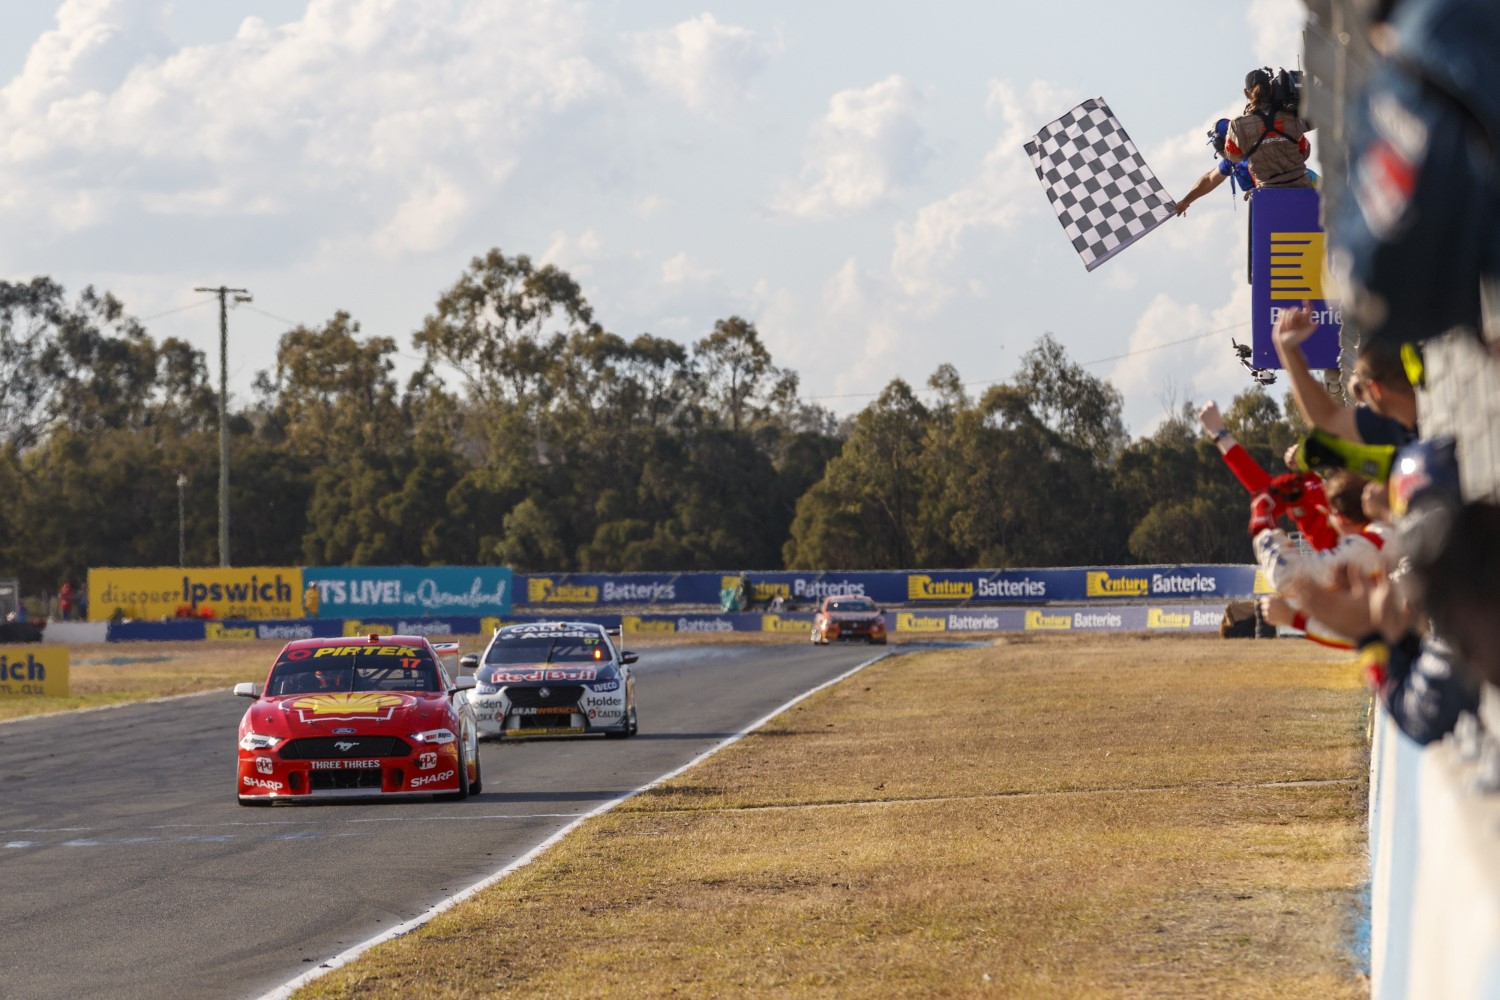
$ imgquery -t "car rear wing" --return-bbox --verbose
[432,642,461,655]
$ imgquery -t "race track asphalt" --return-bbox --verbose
[0,641,886,1000]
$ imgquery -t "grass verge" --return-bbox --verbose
[294,633,1370,999]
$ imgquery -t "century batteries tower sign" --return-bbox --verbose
[1251,188,1342,371]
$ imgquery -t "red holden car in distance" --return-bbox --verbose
[811,595,887,645]
[234,634,480,805]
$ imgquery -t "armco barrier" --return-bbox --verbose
[1368,701,1500,1000]
[106,614,624,643]
[514,566,1267,609]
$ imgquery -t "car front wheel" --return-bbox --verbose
[437,751,471,801]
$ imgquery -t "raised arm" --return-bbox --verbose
[1175,168,1227,217]
[1272,302,1359,441]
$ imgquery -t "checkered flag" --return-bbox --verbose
[1025,98,1175,271]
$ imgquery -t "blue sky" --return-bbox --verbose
[0,0,1308,435]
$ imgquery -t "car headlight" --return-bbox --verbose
[239,732,280,751]
[410,728,457,744]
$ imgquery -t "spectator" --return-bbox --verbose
[58,580,74,622]
[1273,302,1417,448]
[1253,470,1385,648]
[1223,68,1315,190]
[1199,400,1338,549]
[303,582,321,619]
[1287,437,1479,745]
[1327,0,1500,353]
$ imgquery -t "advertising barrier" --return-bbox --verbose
[0,645,68,697]
[514,566,1266,608]
[891,605,1223,633]
[303,566,512,618]
[102,606,1220,642]
[89,567,303,621]
[614,607,1222,635]
[107,614,626,643]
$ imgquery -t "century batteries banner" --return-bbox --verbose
[1251,187,1341,370]
[0,645,69,697]
[514,566,1261,607]
[89,567,302,621]
[303,567,512,618]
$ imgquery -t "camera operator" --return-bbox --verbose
[1223,68,1314,190]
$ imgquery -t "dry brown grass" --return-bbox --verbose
[0,641,286,721]
[295,633,1370,999]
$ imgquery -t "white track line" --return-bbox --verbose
[256,649,893,1000]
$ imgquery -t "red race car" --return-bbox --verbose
[811,595,887,645]
[234,633,481,805]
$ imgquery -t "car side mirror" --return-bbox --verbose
[233,682,261,699]
[620,651,638,665]
[452,675,478,692]
[459,653,479,670]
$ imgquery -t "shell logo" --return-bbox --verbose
[290,692,411,723]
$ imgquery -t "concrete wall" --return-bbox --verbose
[1369,696,1500,999]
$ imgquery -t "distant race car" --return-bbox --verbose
[233,633,481,805]
[462,621,638,739]
[811,595,888,645]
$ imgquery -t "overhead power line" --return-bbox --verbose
[807,321,1251,402]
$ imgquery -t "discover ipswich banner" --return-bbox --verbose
[0,646,69,697]
[90,567,302,621]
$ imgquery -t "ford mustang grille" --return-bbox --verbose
[279,736,412,760]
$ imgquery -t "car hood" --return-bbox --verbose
[243,692,451,737]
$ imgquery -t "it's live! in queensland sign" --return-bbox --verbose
[303,566,512,618]
[89,567,302,621]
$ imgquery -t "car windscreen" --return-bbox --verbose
[484,633,610,665]
[266,643,441,696]
[828,598,876,612]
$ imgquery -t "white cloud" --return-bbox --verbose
[0,0,611,264]
[540,229,603,281]
[774,74,927,219]
[1108,279,1257,434]
[1246,0,1306,71]
[660,251,716,285]
[627,13,769,113]
[636,194,669,219]
[889,79,1071,308]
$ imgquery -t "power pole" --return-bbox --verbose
[194,285,252,568]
